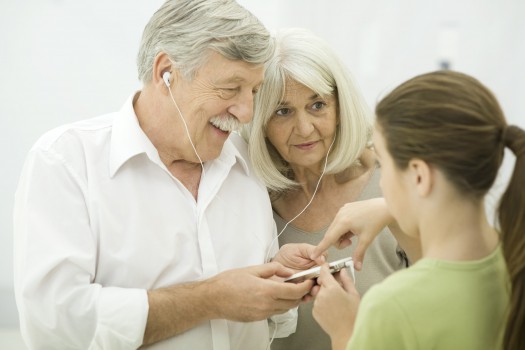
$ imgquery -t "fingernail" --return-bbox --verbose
[355,261,362,270]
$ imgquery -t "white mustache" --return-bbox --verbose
[210,116,241,133]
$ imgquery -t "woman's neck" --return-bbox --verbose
[290,150,375,198]
[419,198,499,261]
[272,155,376,232]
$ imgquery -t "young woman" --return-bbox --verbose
[312,70,525,350]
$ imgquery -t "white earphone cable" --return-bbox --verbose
[265,134,336,347]
[264,135,336,262]
[166,82,206,178]
[166,74,338,348]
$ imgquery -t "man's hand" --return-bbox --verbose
[206,262,315,321]
[144,262,314,345]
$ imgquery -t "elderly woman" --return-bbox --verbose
[243,28,408,350]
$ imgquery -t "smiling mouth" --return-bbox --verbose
[210,116,240,133]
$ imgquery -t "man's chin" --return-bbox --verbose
[199,145,227,162]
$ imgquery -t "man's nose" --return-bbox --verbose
[229,90,254,124]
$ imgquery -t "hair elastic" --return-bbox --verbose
[503,125,525,157]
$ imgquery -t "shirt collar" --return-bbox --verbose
[219,132,250,176]
[109,92,250,177]
[109,92,159,178]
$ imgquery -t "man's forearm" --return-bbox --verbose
[143,280,216,346]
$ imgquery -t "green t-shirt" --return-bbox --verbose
[348,245,509,350]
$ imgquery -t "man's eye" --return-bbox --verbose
[219,88,238,99]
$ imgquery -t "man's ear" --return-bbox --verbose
[153,52,175,92]
[408,159,433,197]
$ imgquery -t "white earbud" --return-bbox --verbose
[163,71,171,87]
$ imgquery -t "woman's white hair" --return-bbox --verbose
[137,0,274,82]
[243,28,373,192]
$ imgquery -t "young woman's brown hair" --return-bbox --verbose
[376,70,525,349]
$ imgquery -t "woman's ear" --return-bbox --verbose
[408,159,433,197]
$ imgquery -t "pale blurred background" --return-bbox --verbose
[1,0,524,348]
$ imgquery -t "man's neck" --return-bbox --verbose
[134,87,203,199]
[166,159,203,200]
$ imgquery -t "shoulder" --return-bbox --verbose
[24,113,117,182]
[350,279,417,349]
[360,263,435,311]
[31,113,116,154]
[357,160,382,199]
[348,268,430,349]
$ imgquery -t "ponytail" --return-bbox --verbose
[498,125,525,350]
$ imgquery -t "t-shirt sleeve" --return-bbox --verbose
[346,285,418,350]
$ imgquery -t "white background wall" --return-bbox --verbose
[1,0,524,332]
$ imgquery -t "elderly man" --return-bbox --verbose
[13,1,315,349]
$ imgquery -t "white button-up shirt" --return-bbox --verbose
[14,93,281,349]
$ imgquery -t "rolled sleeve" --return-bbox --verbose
[268,308,298,339]
[91,287,148,349]
[14,146,148,349]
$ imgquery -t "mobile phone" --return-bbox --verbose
[284,257,354,283]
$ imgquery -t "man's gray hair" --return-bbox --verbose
[137,0,274,82]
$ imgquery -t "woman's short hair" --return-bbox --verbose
[244,28,372,192]
[137,0,274,82]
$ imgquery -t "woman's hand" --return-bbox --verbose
[311,198,394,270]
[273,243,321,271]
[312,264,360,350]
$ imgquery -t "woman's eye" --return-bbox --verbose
[275,108,291,116]
[312,101,326,111]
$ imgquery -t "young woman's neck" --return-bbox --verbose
[419,197,499,261]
